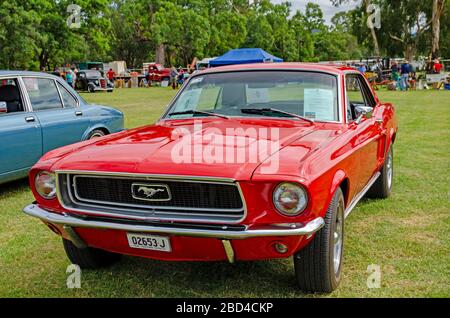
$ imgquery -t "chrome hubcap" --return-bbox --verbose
[333,202,344,275]
[90,133,103,139]
[387,150,393,189]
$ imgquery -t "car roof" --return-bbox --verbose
[0,70,60,78]
[200,62,355,75]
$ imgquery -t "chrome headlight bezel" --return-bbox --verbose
[272,182,308,216]
[34,171,57,200]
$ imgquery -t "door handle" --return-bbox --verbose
[25,116,35,122]
[75,111,83,116]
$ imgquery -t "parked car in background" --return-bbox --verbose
[23,63,397,293]
[143,63,171,82]
[0,71,124,184]
[75,70,114,93]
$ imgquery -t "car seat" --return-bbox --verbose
[0,85,23,113]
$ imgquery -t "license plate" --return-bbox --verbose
[126,233,171,252]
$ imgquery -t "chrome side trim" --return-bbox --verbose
[16,77,33,112]
[344,172,381,218]
[23,204,325,240]
[222,240,235,263]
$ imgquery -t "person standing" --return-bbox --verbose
[65,70,73,88]
[170,66,178,90]
[400,60,410,91]
[107,68,115,82]
[71,68,77,88]
[433,59,443,73]
[357,63,367,74]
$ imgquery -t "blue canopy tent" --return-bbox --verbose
[209,48,283,67]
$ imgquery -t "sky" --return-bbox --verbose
[271,0,360,24]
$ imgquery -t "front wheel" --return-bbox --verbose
[88,129,106,139]
[63,239,121,269]
[294,188,345,293]
[87,85,95,93]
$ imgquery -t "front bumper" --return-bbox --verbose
[23,204,324,240]
[93,87,113,91]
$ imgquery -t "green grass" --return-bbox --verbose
[0,87,449,297]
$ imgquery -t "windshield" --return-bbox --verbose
[166,71,339,122]
[85,70,102,78]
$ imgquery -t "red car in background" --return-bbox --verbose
[24,63,397,293]
[143,63,171,82]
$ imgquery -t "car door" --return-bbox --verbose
[345,73,382,192]
[0,77,42,179]
[22,76,91,154]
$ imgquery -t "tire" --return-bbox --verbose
[107,90,113,93]
[88,129,106,139]
[294,188,345,293]
[87,85,95,93]
[63,239,121,269]
[366,145,393,199]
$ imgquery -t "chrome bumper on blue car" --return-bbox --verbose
[23,204,325,240]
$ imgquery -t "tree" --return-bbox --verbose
[0,0,39,69]
[331,0,380,57]
[290,12,314,61]
[383,1,431,60]
[431,0,446,57]
[109,0,154,68]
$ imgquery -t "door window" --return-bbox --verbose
[345,74,374,122]
[23,78,63,111]
[0,78,25,114]
[57,82,78,108]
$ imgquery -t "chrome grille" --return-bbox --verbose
[57,172,246,223]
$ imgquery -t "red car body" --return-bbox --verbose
[143,63,171,82]
[24,63,397,291]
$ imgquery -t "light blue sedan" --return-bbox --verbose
[0,71,124,184]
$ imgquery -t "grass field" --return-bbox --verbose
[0,88,449,297]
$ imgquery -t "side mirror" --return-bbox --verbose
[354,105,373,124]
[0,101,7,113]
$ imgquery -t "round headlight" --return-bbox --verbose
[273,182,308,216]
[35,171,57,200]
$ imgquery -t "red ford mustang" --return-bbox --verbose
[24,63,397,292]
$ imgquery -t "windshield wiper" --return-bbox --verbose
[241,108,314,124]
[168,110,230,119]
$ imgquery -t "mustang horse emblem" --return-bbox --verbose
[137,186,165,198]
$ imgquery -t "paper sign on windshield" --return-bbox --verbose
[247,88,270,104]
[303,88,335,121]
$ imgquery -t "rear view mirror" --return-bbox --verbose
[354,105,373,124]
[0,101,7,113]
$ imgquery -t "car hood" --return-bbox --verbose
[51,118,336,180]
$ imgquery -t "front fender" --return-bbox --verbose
[322,169,349,213]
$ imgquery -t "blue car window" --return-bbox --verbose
[23,78,63,111]
[0,78,24,114]
[57,82,78,108]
